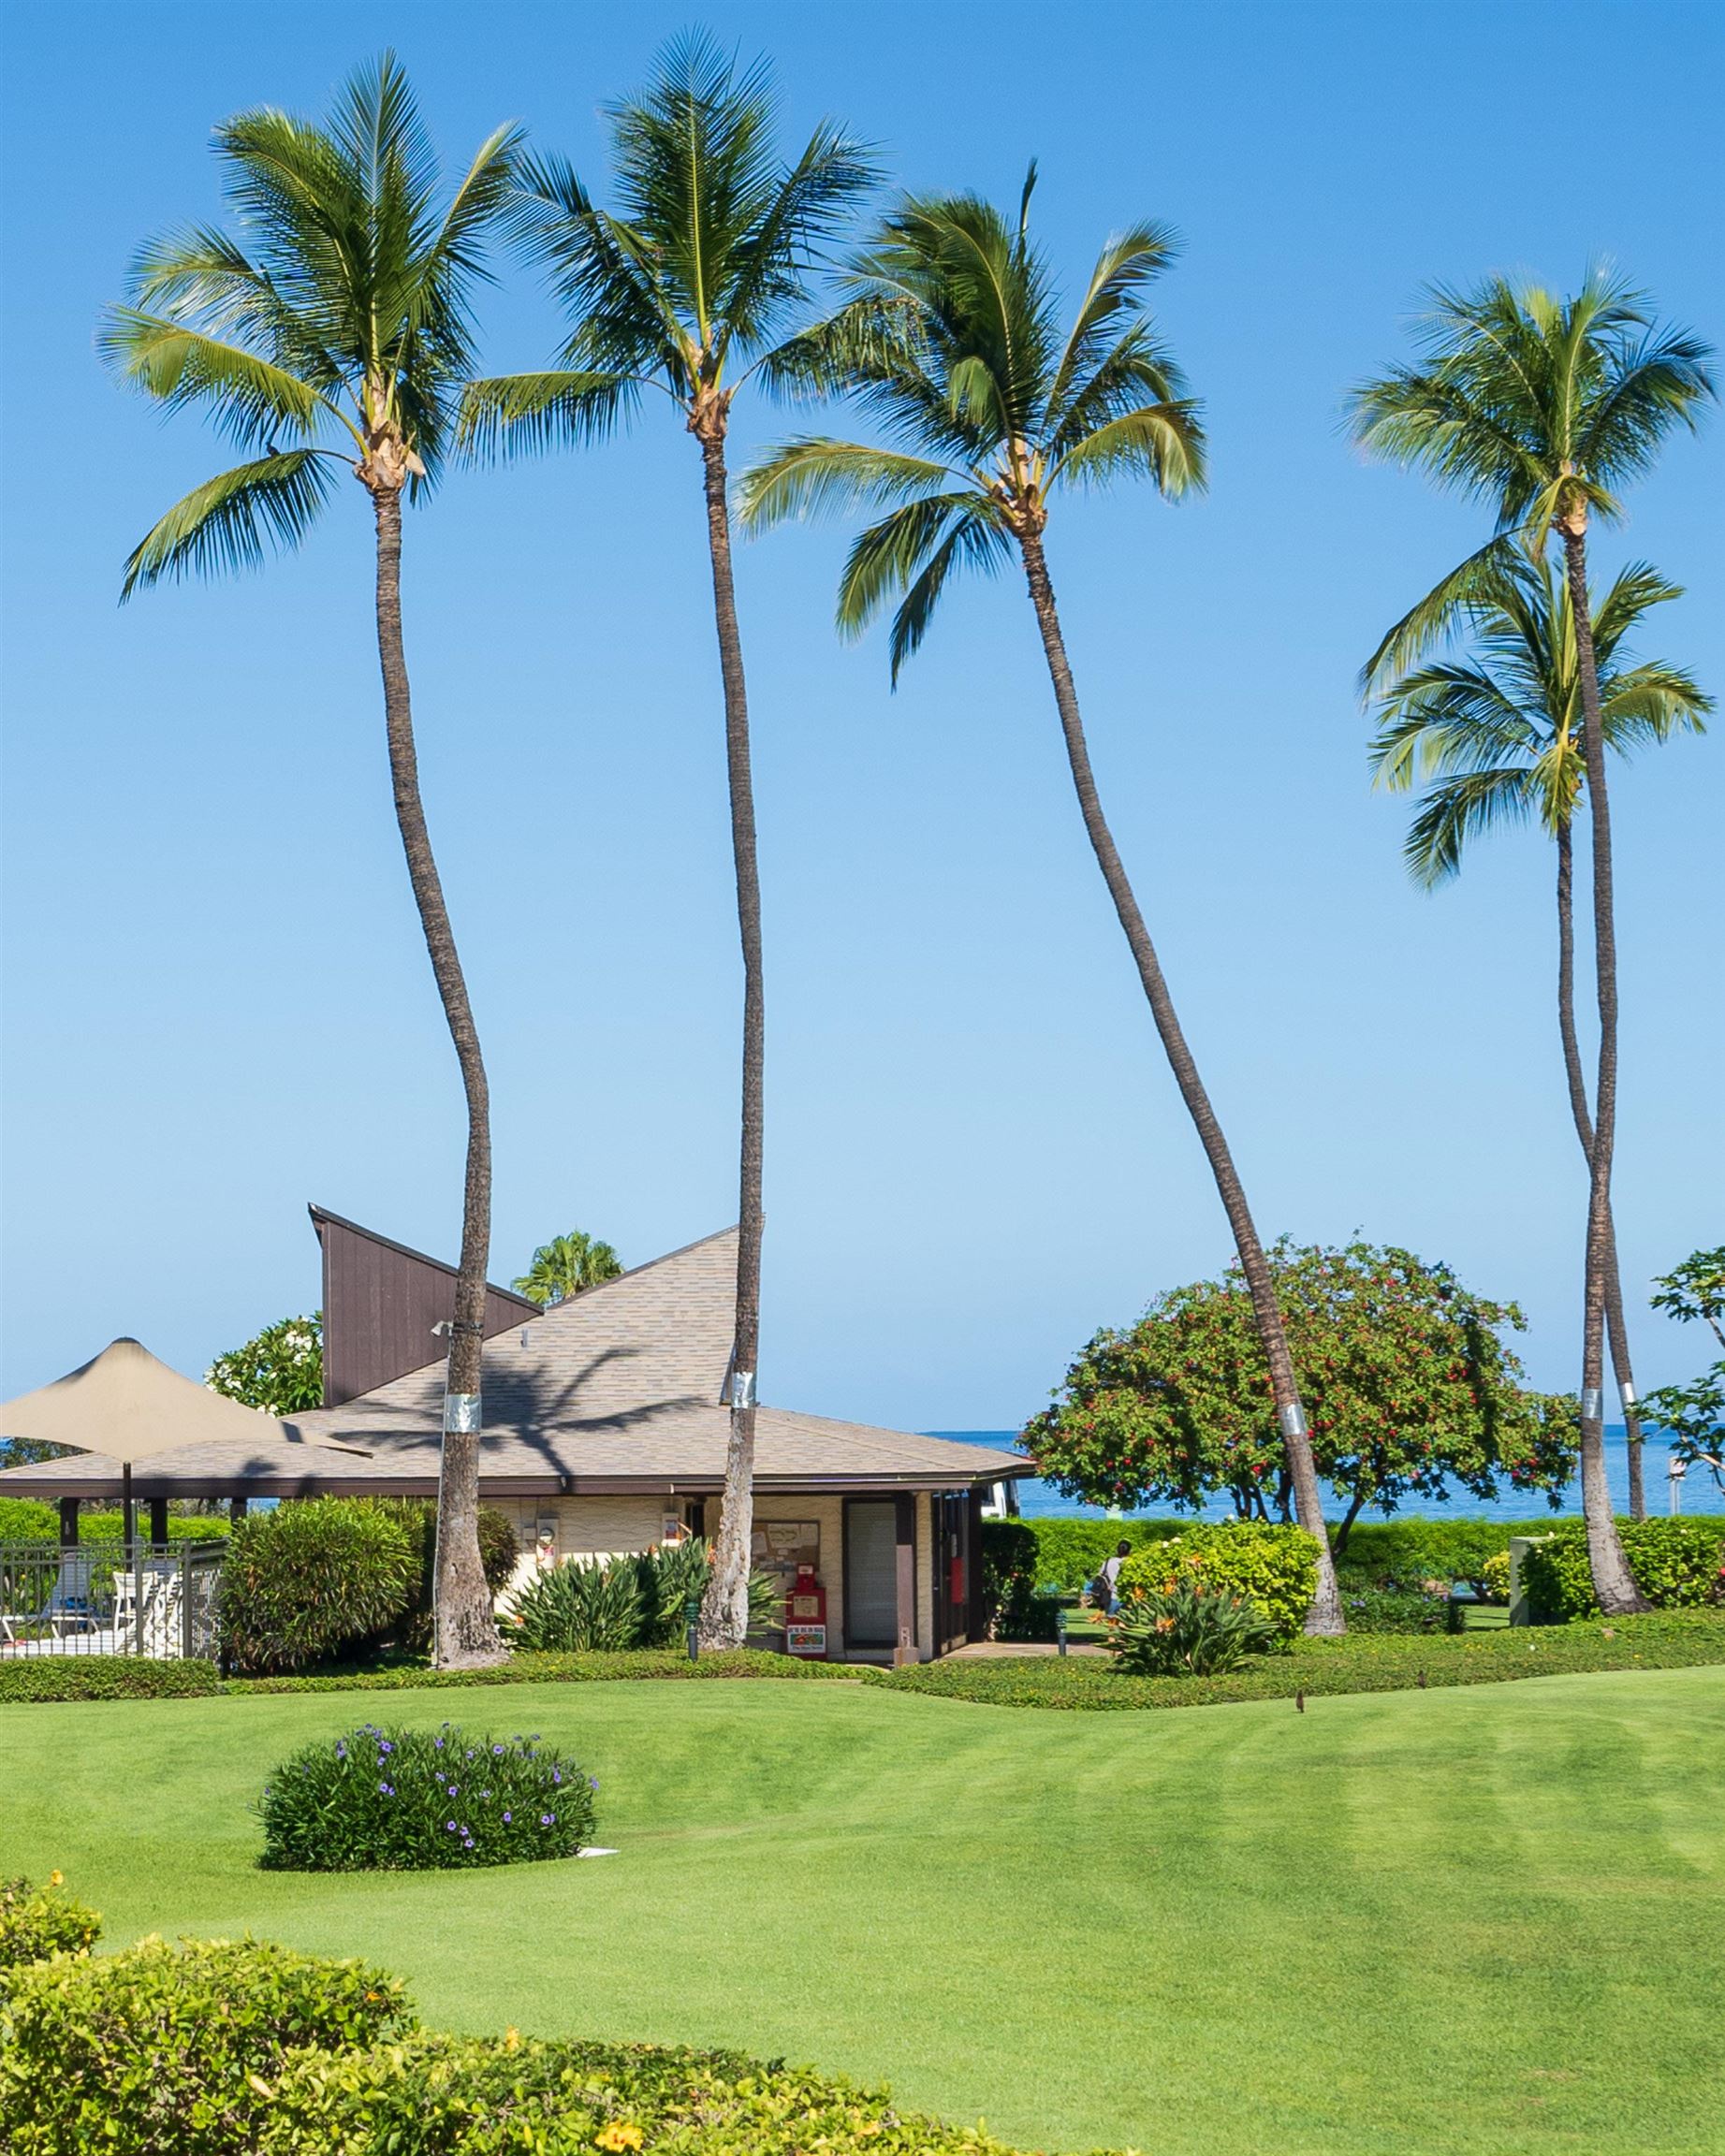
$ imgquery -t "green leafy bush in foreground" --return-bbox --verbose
[872,1609,1725,1710]
[1110,1578,1277,1674]
[1519,1516,1725,1622]
[1117,1519,1319,1640]
[0,1874,101,1977]
[219,1498,417,1674]
[0,1935,412,2156]
[259,1721,596,1871]
[0,1935,1101,2155]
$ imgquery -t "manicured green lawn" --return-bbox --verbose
[5,1669,1722,2156]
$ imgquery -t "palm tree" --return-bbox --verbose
[460,36,876,1647]
[104,56,519,1665]
[513,1231,624,1306]
[1351,271,1714,1611]
[1367,549,1709,1519]
[740,174,1347,1633]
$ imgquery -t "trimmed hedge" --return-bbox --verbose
[1117,1520,1319,1640]
[871,1609,1725,1710]
[0,1935,413,2156]
[220,1498,417,1673]
[1519,1516,1725,1622]
[1338,1586,1455,1635]
[230,1648,865,1695]
[1331,1515,1513,1593]
[0,1656,223,1704]
[0,1934,1111,2156]
[0,1500,232,1545]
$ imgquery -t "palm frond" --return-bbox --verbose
[120,450,335,596]
[1048,400,1204,496]
[458,370,636,459]
[835,492,1007,641]
[1045,221,1181,429]
[1401,766,1540,886]
[100,309,335,448]
[1359,534,1523,690]
[886,509,1011,681]
[737,438,958,529]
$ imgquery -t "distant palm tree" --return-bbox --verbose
[513,1231,624,1307]
[460,35,875,1647]
[104,56,519,1665]
[1351,271,1714,1612]
[740,174,1347,1633]
[1367,549,1709,1518]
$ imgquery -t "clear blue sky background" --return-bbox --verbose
[2,0,1720,1427]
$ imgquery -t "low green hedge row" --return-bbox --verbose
[1012,1515,1188,1593]
[0,1930,1093,2156]
[0,1647,865,1706]
[872,1609,1725,1710]
[1519,1516,1725,1621]
[1117,1521,1320,1640]
[0,1657,224,1703]
[0,1499,232,1544]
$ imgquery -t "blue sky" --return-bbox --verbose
[2,0,1720,1427]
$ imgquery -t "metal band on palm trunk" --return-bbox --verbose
[444,1392,481,1434]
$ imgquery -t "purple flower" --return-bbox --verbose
[589,1778,599,1789]
[447,1786,459,1798]
[492,1744,504,1755]
[378,1741,394,1755]
[541,1813,554,1827]
[503,1811,512,1824]
[433,1737,445,1750]
[378,1782,394,1796]
[446,1821,458,1832]
[552,1770,563,1785]
[334,1742,347,1758]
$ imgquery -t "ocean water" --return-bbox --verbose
[926,1428,1721,1522]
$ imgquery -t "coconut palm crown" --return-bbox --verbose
[1367,550,1709,885]
[737,168,1204,675]
[103,55,520,1666]
[104,54,519,590]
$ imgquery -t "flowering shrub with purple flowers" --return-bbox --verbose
[257,1721,597,1871]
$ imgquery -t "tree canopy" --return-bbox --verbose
[1642,1246,1725,1494]
[205,1313,324,1416]
[1026,1240,1577,1546]
[512,1231,623,1308]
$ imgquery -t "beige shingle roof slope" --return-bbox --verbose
[282,1227,1028,1495]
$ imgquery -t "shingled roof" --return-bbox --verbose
[0,1228,1029,1499]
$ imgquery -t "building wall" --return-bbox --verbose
[490,1489,940,1661]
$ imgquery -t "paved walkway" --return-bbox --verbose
[945,1639,1108,1659]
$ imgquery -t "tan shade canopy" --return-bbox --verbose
[0,1336,369,1464]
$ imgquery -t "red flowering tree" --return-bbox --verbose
[1025,1240,1577,1549]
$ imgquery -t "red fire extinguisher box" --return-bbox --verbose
[783,1562,827,1659]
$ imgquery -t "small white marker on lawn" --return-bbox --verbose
[578,1847,620,1858]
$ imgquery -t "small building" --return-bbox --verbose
[4,1215,1030,1663]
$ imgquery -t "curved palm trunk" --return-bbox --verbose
[1555,822,1646,1518]
[373,487,504,1666]
[694,424,766,1651]
[1560,527,1647,1612]
[1018,530,1342,1633]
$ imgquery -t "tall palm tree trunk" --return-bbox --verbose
[1018,530,1342,1633]
[1559,523,1647,1612]
[694,418,766,1650]
[372,484,504,1666]
[1555,822,1647,1518]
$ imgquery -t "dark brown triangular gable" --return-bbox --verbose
[310,1206,541,1407]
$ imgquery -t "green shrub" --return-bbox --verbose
[229,1647,864,1693]
[263,2030,1041,2155]
[259,1719,597,1872]
[1013,1516,1187,1595]
[218,1497,417,1673]
[0,1656,222,1704]
[0,1497,57,1542]
[1480,1551,1512,1602]
[1110,1577,1277,1674]
[0,1934,411,2156]
[1116,1520,1319,1639]
[980,1518,1038,1637]
[1519,1516,1725,1622]
[1339,1586,1454,1635]
[507,1555,644,1651]
[0,1875,100,1976]
[370,1499,518,1653]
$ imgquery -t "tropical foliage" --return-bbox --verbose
[505,1541,781,1653]
[1114,1522,1320,1640]
[1519,1517,1725,1623]
[1109,1577,1279,1676]
[511,1231,622,1306]
[1029,1240,1576,1541]
[205,1313,324,1415]
[1642,1246,1725,1494]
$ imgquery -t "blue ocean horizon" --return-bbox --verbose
[925,1428,1718,1522]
